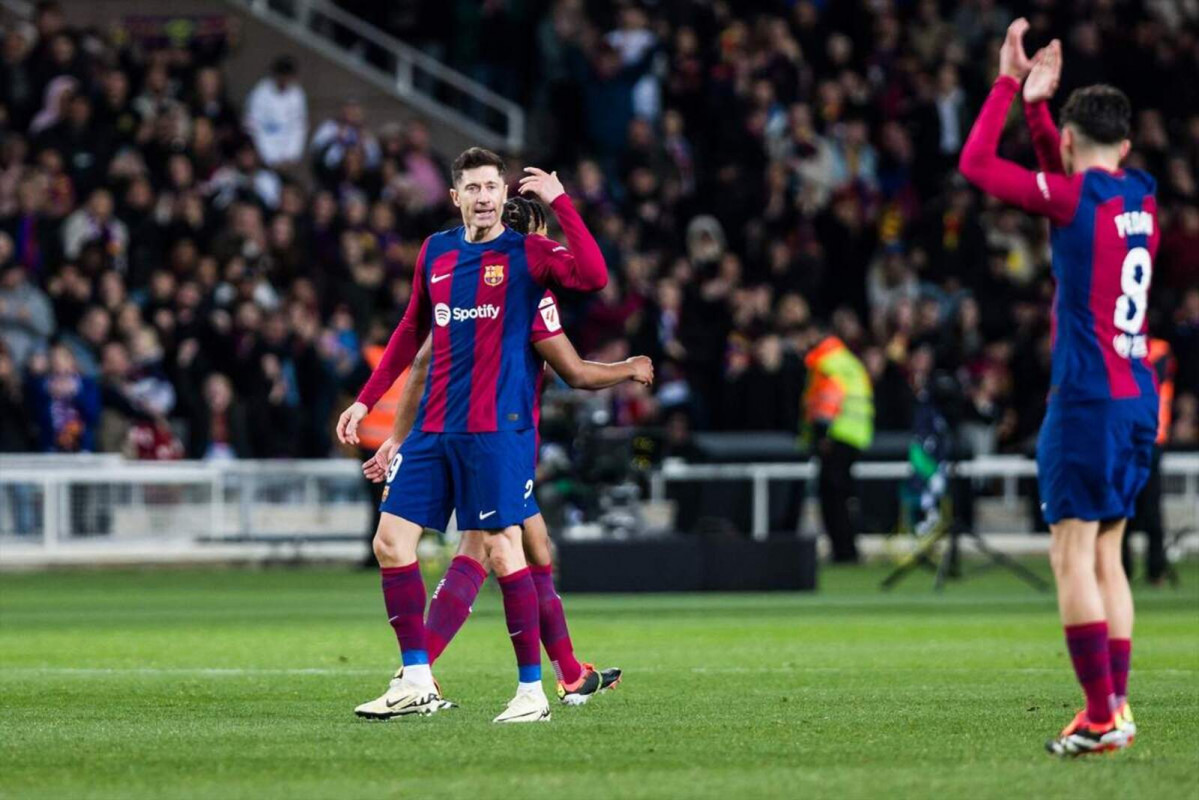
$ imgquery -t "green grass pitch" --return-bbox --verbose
[2,558,1197,799]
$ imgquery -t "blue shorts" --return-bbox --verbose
[1036,396,1157,524]
[380,429,537,531]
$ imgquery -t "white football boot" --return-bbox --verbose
[354,668,444,719]
[493,686,552,723]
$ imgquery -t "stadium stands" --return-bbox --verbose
[1,0,1197,467]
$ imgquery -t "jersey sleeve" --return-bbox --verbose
[529,291,564,343]
[525,194,608,291]
[1023,99,1066,175]
[355,239,432,409]
[959,76,1081,226]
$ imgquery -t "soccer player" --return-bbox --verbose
[363,197,648,706]
[959,22,1158,756]
[336,149,608,722]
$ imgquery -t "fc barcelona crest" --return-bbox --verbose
[483,264,505,286]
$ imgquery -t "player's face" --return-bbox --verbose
[451,166,508,233]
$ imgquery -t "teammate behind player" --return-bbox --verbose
[363,197,643,705]
[338,149,609,722]
[959,22,1158,756]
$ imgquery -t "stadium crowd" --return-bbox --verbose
[1,0,1197,462]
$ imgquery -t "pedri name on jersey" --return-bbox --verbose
[1114,210,1153,239]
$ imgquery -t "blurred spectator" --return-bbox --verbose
[311,99,380,183]
[61,188,127,268]
[27,343,99,452]
[28,74,75,136]
[2,171,60,278]
[0,342,31,451]
[244,56,307,169]
[0,258,53,369]
[0,28,38,132]
[186,372,250,460]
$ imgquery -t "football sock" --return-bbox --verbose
[530,564,584,685]
[1065,621,1115,725]
[1109,638,1131,703]
[381,563,428,670]
[403,663,433,688]
[498,567,542,685]
[426,555,487,664]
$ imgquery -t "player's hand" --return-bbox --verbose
[336,401,368,445]
[626,355,654,385]
[998,18,1032,81]
[1023,38,1062,104]
[518,167,565,204]
[362,436,399,483]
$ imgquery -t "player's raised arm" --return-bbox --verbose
[519,167,608,292]
[1023,39,1066,174]
[958,19,1080,226]
[336,241,432,445]
[535,334,654,390]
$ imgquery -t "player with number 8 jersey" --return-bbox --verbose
[959,22,1155,756]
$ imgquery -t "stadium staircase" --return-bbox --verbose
[42,0,525,157]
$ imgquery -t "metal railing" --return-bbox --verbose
[0,457,369,552]
[230,0,525,152]
[3,453,1195,559]
[649,453,1199,540]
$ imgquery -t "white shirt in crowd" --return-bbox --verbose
[245,78,308,166]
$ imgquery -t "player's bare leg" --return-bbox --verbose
[1045,519,1126,755]
[355,513,446,719]
[1096,519,1135,741]
[522,513,622,704]
[484,525,550,723]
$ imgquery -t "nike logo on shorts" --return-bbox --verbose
[479,510,497,520]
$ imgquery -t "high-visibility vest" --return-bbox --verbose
[357,345,411,450]
[1147,338,1174,446]
[802,336,874,451]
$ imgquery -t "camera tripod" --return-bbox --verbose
[880,489,1051,593]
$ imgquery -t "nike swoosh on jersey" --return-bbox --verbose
[430,273,451,283]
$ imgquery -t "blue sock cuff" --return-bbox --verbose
[402,650,429,666]
[518,664,542,683]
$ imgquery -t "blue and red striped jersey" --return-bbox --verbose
[356,195,604,433]
[1048,169,1159,401]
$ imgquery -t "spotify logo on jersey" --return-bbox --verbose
[434,303,501,327]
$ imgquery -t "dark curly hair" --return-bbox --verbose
[1061,85,1131,145]
[502,195,548,235]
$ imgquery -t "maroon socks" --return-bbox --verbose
[530,564,584,685]
[425,555,487,664]
[1065,621,1115,724]
[1109,637,1131,703]
[498,568,542,684]
[381,563,428,666]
